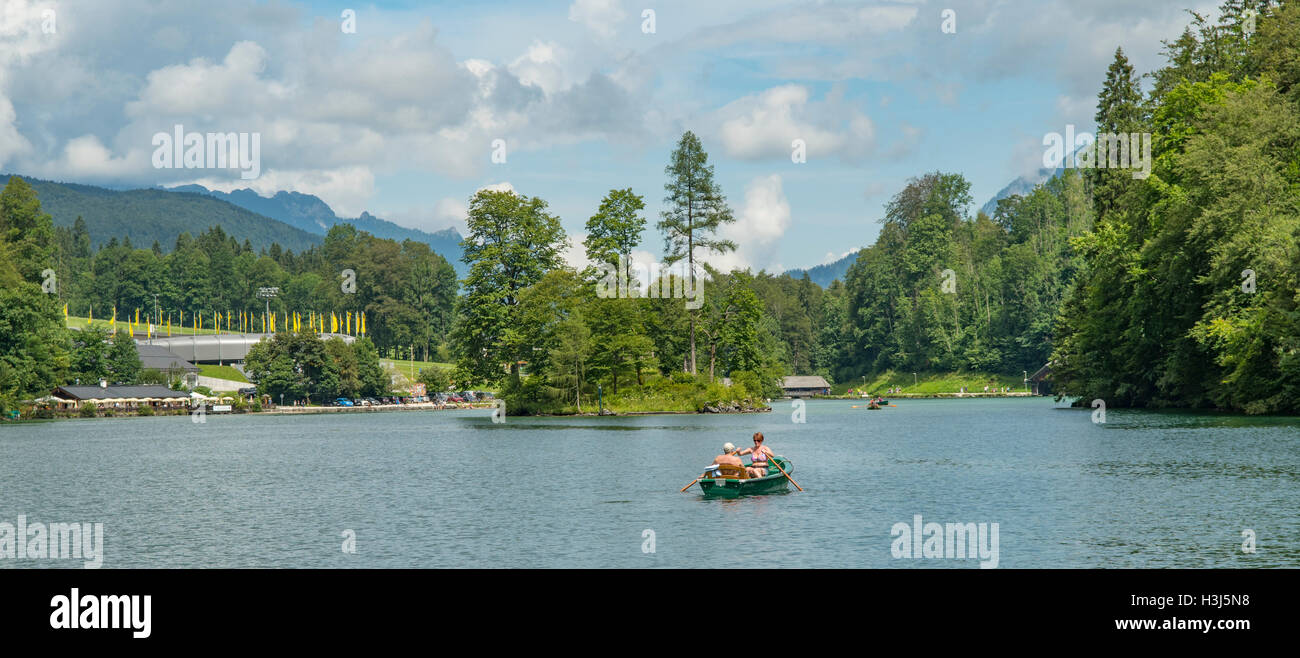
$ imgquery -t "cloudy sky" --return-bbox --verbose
[0,0,1218,272]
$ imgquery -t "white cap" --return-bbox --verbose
[722,442,736,453]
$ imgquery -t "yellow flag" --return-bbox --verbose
[88,306,93,325]
[167,316,171,337]
[361,311,366,336]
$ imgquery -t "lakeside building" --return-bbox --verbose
[1029,363,1053,396]
[51,384,192,411]
[781,375,831,398]
[135,343,200,386]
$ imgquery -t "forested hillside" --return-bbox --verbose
[7,176,322,253]
[170,185,466,273]
[813,170,1091,383]
[1052,0,1300,413]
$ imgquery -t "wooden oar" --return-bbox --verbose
[679,478,700,492]
[767,457,802,492]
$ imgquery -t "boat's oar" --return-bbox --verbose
[679,478,700,492]
[768,457,803,492]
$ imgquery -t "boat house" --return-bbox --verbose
[781,375,831,398]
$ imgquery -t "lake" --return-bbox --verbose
[2,398,1297,568]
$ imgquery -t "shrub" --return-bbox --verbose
[79,402,98,418]
[418,366,452,393]
[139,368,168,385]
[137,405,154,416]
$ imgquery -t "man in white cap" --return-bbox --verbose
[707,442,746,476]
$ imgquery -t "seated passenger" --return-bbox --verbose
[708,442,747,478]
[737,432,774,478]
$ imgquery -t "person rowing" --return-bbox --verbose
[704,442,748,479]
[736,432,773,478]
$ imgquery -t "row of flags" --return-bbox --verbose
[70,304,368,339]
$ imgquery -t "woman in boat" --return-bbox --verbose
[737,432,773,478]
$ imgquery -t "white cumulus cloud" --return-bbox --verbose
[568,0,625,39]
[717,85,875,162]
[706,174,791,272]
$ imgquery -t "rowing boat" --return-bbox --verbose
[697,456,794,498]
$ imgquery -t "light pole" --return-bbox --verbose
[1024,370,1029,394]
[258,287,279,334]
[153,294,159,329]
[912,372,917,387]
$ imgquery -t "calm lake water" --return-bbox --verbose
[2,398,1298,568]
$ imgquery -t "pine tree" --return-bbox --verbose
[1090,47,1145,216]
[658,131,736,374]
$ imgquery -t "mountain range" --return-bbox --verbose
[8,175,323,253]
[168,185,465,272]
[1,174,465,273]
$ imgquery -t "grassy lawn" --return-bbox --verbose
[67,315,228,336]
[381,358,454,379]
[832,371,1031,396]
[198,364,249,383]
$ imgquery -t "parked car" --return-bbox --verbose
[334,398,354,407]
[478,391,495,400]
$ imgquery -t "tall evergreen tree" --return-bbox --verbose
[1091,47,1146,216]
[659,131,736,374]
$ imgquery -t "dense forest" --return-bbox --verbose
[49,214,457,361]
[1051,0,1300,414]
[2,0,1297,415]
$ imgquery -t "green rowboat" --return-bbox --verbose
[698,456,794,498]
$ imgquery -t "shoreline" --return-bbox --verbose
[814,392,1038,400]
